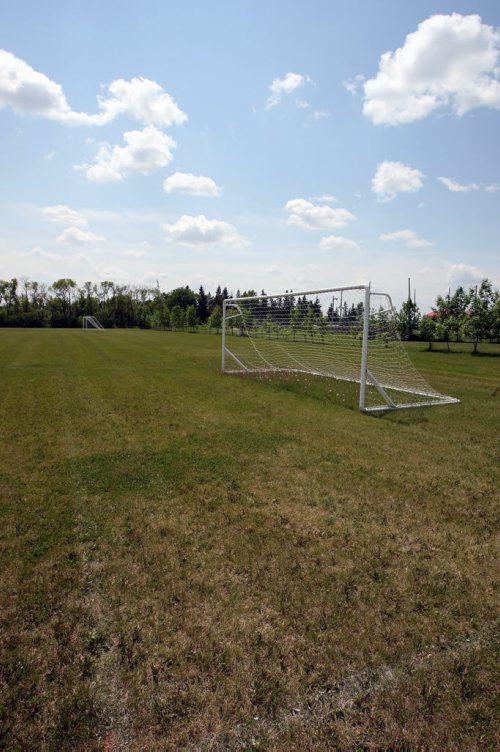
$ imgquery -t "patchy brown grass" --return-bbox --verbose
[0,330,498,750]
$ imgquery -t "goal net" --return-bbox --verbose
[221,286,459,412]
[82,315,104,330]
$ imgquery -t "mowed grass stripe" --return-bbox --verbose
[0,329,499,749]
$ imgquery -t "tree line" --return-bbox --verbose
[0,276,498,352]
[0,278,234,331]
[396,279,500,353]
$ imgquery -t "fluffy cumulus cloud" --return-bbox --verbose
[43,204,88,227]
[286,199,356,230]
[372,160,424,201]
[379,229,433,247]
[0,49,74,121]
[0,49,187,127]
[76,126,176,182]
[93,77,187,128]
[319,235,360,252]
[163,172,221,197]
[266,72,310,109]
[363,13,500,125]
[162,214,249,247]
[57,227,105,245]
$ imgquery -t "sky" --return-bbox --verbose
[0,0,499,310]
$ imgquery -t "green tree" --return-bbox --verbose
[170,304,185,331]
[150,305,170,330]
[196,286,208,323]
[432,286,473,345]
[208,305,222,333]
[166,286,197,310]
[418,315,437,351]
[491,294,500,343]
[303,308,316,341]
[186,304,198,332]
[51,278,76,324]
[290,306,302,340]
[464,279,496,354]
[396,299,420,340]
[448,286,469,341]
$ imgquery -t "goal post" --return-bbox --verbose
[82,315,104,330]
[221,285,460,412]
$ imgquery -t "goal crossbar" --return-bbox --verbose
[221,285,460,412]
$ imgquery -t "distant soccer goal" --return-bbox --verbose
[221,285,460,412]
[82,315,104,330]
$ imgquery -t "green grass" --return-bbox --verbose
[0,329,498,750]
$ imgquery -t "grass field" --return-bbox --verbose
[0,329,499,750]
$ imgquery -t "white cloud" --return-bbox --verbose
[319,235,360,252]
[439,177,499,193]
[0,49,187,127]
[162,214,250,247]
[93,77,187,128]
[295,99,310,109]
[372,160,424,201]
[438,176,479,192]
[0,49,75,121]
[266,72,310,109]
[94,266,130,282]
[294,265,321,286]
[447,263,485,289]
[28,246,62,260]
[82,208,122,222]
[57,227,105,245]
[44,150,56,160]
[163,171,221,197]
[309,109,329,121]
[286,198,356,230]
[363,13,500,125]
[310,194,337,203]
[265,264,280,274]
[76,126,176,182]
[44,204,88,227]
[379,229,433,247]
[343,74,365,96]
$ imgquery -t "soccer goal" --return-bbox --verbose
[82,315,104,330]
[221,285,460,412]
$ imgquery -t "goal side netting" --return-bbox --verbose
[82,316,105,330]
[221,286,459,412]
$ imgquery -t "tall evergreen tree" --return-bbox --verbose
[214,285,223,309]
[196,286,208,322]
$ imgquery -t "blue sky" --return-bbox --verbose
[1,0,499,310]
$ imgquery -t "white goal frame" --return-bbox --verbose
[82,315,104,330]
[221,284,460,412]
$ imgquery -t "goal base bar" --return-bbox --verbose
[362,397,460,413]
